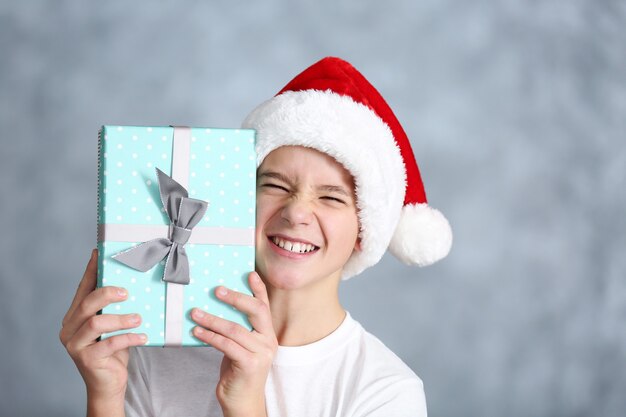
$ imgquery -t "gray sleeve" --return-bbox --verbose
[125,347,156,417]
[123,346,224,417]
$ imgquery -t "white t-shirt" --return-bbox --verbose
[125,312,427,417]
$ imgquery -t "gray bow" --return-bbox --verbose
[112,168,209,285]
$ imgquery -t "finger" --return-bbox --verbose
[214,286,274,335]
[246,272,274,335]
[85,331,148,360]
[70,313,143,351]
[60,286,129,343]
[62,249,98,326]
[192,326,249,362]
[249,271,270,307]
[191,308,263,352]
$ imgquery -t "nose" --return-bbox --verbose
[280,198,314,226]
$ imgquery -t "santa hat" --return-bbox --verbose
[242,57,452,279]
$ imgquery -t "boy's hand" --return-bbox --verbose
[59,249,147,411]
[191,271,276,417]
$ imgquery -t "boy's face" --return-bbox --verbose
[255,146,360,291]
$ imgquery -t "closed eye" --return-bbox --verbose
[261,183,289,192]
[321,196,346,204]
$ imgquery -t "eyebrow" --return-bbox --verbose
[317,185,351,197]
[258,171,352,197]
[258,171,290,183]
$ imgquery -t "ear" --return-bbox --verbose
[353,237,362,253]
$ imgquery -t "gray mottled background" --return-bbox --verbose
[1,1,625,416]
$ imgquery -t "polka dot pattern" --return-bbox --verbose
[97,126,256,347]
[98,126,255,228]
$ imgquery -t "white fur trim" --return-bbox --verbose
[388,203,452,266]
[242,90,406,279]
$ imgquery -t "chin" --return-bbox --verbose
[257,266,310,290]
[259,262,344,292]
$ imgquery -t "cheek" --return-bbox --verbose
[255,196,278,234]
[325,213,360,251]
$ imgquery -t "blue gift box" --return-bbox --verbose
[96,125,256,347]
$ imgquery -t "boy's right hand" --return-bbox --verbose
[59,249,147,405]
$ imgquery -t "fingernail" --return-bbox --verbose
[216,287,228,297]
[192,309,205,319]
[138,334,147,343]
[194,326,204,335]
[117,288,128,298]
[129,314,140,324]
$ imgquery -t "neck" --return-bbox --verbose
[266,273,346,347]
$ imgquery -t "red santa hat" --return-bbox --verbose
[242,56,452,279]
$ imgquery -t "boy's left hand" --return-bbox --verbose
[191,271,276,417]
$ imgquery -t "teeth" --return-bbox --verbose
[272,237,317,254]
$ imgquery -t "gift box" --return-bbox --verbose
[96,125,256,347]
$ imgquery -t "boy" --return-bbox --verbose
[60,57,452,416]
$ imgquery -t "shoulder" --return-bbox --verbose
[347,315,421,383]
[344,315,428,416]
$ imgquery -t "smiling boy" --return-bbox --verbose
[60,57,452,417]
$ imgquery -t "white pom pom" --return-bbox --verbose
[388,203,452,267]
